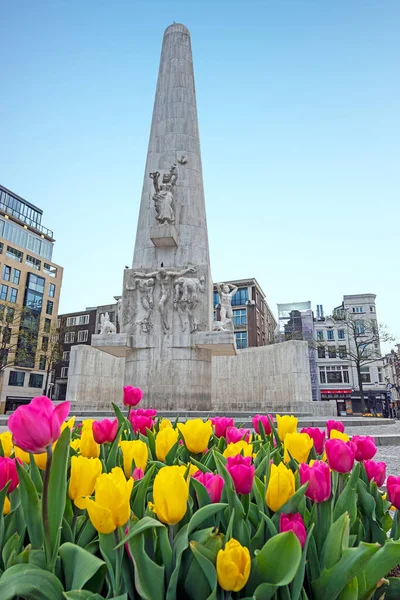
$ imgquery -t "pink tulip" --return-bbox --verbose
[252,414,274,436]
[132,467,144,481]
[364,460,386,487]
[351,435,377,462]
[8,396,70,454]
[123,386,143,407]
[226,455,255,495]
[210,417,234,438]
[325,439,356,473]
[280,513,307,548]
[193,471,224,503]
[0,457,21,493]
[326,420,345,437]
[129,413,154,435]
[133,408,157,418]
[226,427,250,444]
[387,476,400,510]
[92,418,118,444]
[299,461,331,502]
[300,427,326,455]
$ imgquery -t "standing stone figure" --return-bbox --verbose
[216,283,238,322]
[100,312,116,334]
[149,165,178,224]
[126,277,155,333]
[174,276,205,332]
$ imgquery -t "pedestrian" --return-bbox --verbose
[368,392,377,417]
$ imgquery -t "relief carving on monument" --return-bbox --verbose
[100,312,117,334]
[174,274,205,333]
[212,283,238,332]
[149,165,178,224]
[126,277,155,333]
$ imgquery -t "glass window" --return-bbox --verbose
[338,329,345,340]
[0,285,8,301]
[370,306,375,313]
[27,273,45,293]
[62,351,70,361]
[43,263,57,277]
[231,287,248,307]
[26,255,41,270]
[42,336,49,351]
[319,368,326,384]
[378,367,383,383]
[9,288,17,303]
[232,309,247,326]
[328,347,337,359]
[6,307,14,323]
[235,331,248,349]
[61,366,69,378]
[317,346,326,359]
[360,367,371,383]
[25,290,43,312]
[39,355,46,370]
[64,332,75,344]
[317,331,324,341]
[2,265,11,281]
[327,370,342,383]
[352,307,363,313]
[0,242,3,253]
[77,329,88,343]
[327,330,334,340]
[6,246,23,262]
[9,371,25,386]
[28,373,44,388]
[338,345,347,358]
[355,321,365,335]
[343,369,349,383]
[46,300,53,315]
[12,269,21,284]
[48,283,56,298]
[44,318,51,333]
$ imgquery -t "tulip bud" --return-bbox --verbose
[120,440,148,477]
[266,463,295,512]
[226,427,251,444]
[252,414,274,435]
[177,419,212,454]
[92,418,118,444]
[300,427,325,455]
[216,539,251,592]
[123,386,143,407]
[276,415,298,442]
[68,455,102,507]
[364,460,386,487]
[326,420,345,437]
[223,440,253,459]
[351,435,377,462]
[152,466,188,525]
[192,471,224,502]
[299,460,331,502]
[325,439,356,473]
[210,416,234,438]
[284,432,313,464]
[0,457,20,493]
[387,476,400,510]
[226,455,255,495]
[132,467,144,481]
[0,432,13,457]
[279,513,307,547]
[155,427,179,462]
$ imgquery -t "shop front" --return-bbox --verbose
[320,389,353,416]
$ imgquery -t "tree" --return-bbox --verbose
[39,319,66,397]
[0,303,40,374]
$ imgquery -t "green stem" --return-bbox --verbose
[71,504,78,541]
[114,528,122,595]
[168,524,174,547]
[42,444,53,568]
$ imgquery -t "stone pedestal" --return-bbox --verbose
[150,224,178,247]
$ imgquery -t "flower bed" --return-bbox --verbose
[0,392,399,599]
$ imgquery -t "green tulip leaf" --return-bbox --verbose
[166,524,190,600]
[191,477,212,508]
[62,592,104,600]
[131,464,155,519]
[290,523,315,600]
[333,464,360,527]
[128,532,164,600]
[253,583,278,600]
[29,454,44,493]
[48,426,71,564]
[0,563,64,599]
[357,539,400,599]
[117,516,165,548]
[105,424,123,473]
[320,512,350,571]
[191,542,218,599]
[337,576,358,600]
[59,542,106,592]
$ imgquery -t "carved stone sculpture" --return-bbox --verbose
[212,318,234,332]
[174,275,205,333]
[100,312,117,335]
[126,277,155,333]
[216,283,238,322]
[149,165,178,224]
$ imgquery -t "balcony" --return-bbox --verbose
[0,201,53,238]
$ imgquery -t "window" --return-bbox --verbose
[27,273,45,293]
[317,346,326,359]
[39,355,46,370]
[338,329,345,340]
[338,345,347,358]
[316,331,324,341]
[327,370,342,383]
[352,307,363,313]
[370,306,375,313]
[42,336,49,352]
[29,373,44,388]
[6,246,23,263]
[2,328,11,344]
[48,283,56,298]
[25,290,43,312]
[9,371,25,386]
[6,307,14,323]
[26,255,41,270]
[2,265,11,281]
[66,314,89,327]
[8,288,17,303]
[62,351,70,361]
[12,269,21,284]
[64,332,75,344]
[327,329,334,340]
[378,367,383,383]
[232,288,249,307]
[44,318,51,333]
[232,309,247,326]
[43,263,57,277]
[77,329,88,343]
[328,347,337,359]
[360,367,371,383]
[46,300,53,315]
[235,331,248,349]
[319,368,326,383]
[355,321,365,335]
[0,242,3,253]
[61,366,69,378]
[0,285,8,301]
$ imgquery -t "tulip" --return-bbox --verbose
[14,446,30,465]
[178,419,212,454]
[326,420,345,437]
[80,420,100,458]
[134,408,157,418]
[330,430,350,443]
[351,435,377,462]
[3,497,10,515]
[70,439,81,454]
[0,432,13,457]
[0,457,20,493]
[325,439,356,473]
[299,461,331,502]
[156,427,179,462]
[387,476,400,510]
[123,386,143,407]
[68,455,102,507]
[216,538,251,592]
[159,418,172,430]
[226,455,255,494]
[252,414,274,436]
[8,396,70,454]
[92,418,118,445]
[192,471,224,503]
[120,440,148,477]
[364,460,386,487]
[129,413,155,436]
[226,427,251,445]
[280,513,307,547]
[61,416,76,432]
[132,467,144,481]
[210,416,235,438]
[152,465,188,525]
[284,432,313,464]
[182,463,199,479]
[300,427,325,455]
[33,452,48,471]
[223,440,253,459]
[276,415,298,442]
[266,463,295,512]
[80,467,133,534]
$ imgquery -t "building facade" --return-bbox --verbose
[0,184,63,412]
[213,279,277,350]
[383,345,400,407]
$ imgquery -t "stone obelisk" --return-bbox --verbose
[93,23,235,410]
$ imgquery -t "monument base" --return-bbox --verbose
[150,224,178,247]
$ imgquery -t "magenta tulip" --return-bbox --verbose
[387,476,400,510]
[351,435,377,462]
[129,413,154,435]
[132,467,144,481]
[210,417,234,438]
[300,427,326,455]
[8,396,70,454]
[280,513,307,548]
[123,386,143,407]
[326,420,345,437]
[364,460,386,487]
[133,408,157,418]
[226,455,255,494]
[252,414,274,436]
[92,418,118,444]
[226,427,251,444]
[325,439,356,473]
[0,457,21,493]
[193,471,224,502]
[299,461,331,502]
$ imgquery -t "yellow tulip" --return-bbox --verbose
[216,538,251,592]
[33,452,47,470]
[14,446,30,464]
[284,432,313,464]
[80,420,100,458]
[156,428,179,462]
[81,467,133,534]
[266,463,295,512]
[70,439,81,453]
[330,429,350,443]
[61,416,76,432]
[0,432,13,457]
[276,415,298,442]
[159,419,172,430]
[152,466,188,525]
[223,441,252,459]
[69,456,102,508]
[120,440,148,478]
[3,497,10,515]
[177,419,212,454]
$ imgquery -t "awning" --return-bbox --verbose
[320,389,352,395]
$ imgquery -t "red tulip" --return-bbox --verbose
[325,439,356,473]
[299,461,331,502]
[351,436,377,462]
[364,460,386,487]
[279,513,307,547]
[226,427,250,444]
[300,427,326,455]
[252,414,274,436]
[132,467,144,481]
[8,396,70,454]
[193,471,224,502]
[226,455,255,495]
[92,418,118,444]
[123,386,143,407]
[326,420,345,437]
[210,417,234,438]
[387,476,400,510]
[129,413,154,435]
[0,457,21,493]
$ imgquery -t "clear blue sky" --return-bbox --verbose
[1,1,399,345]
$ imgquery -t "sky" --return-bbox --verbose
[1,0,399,346]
